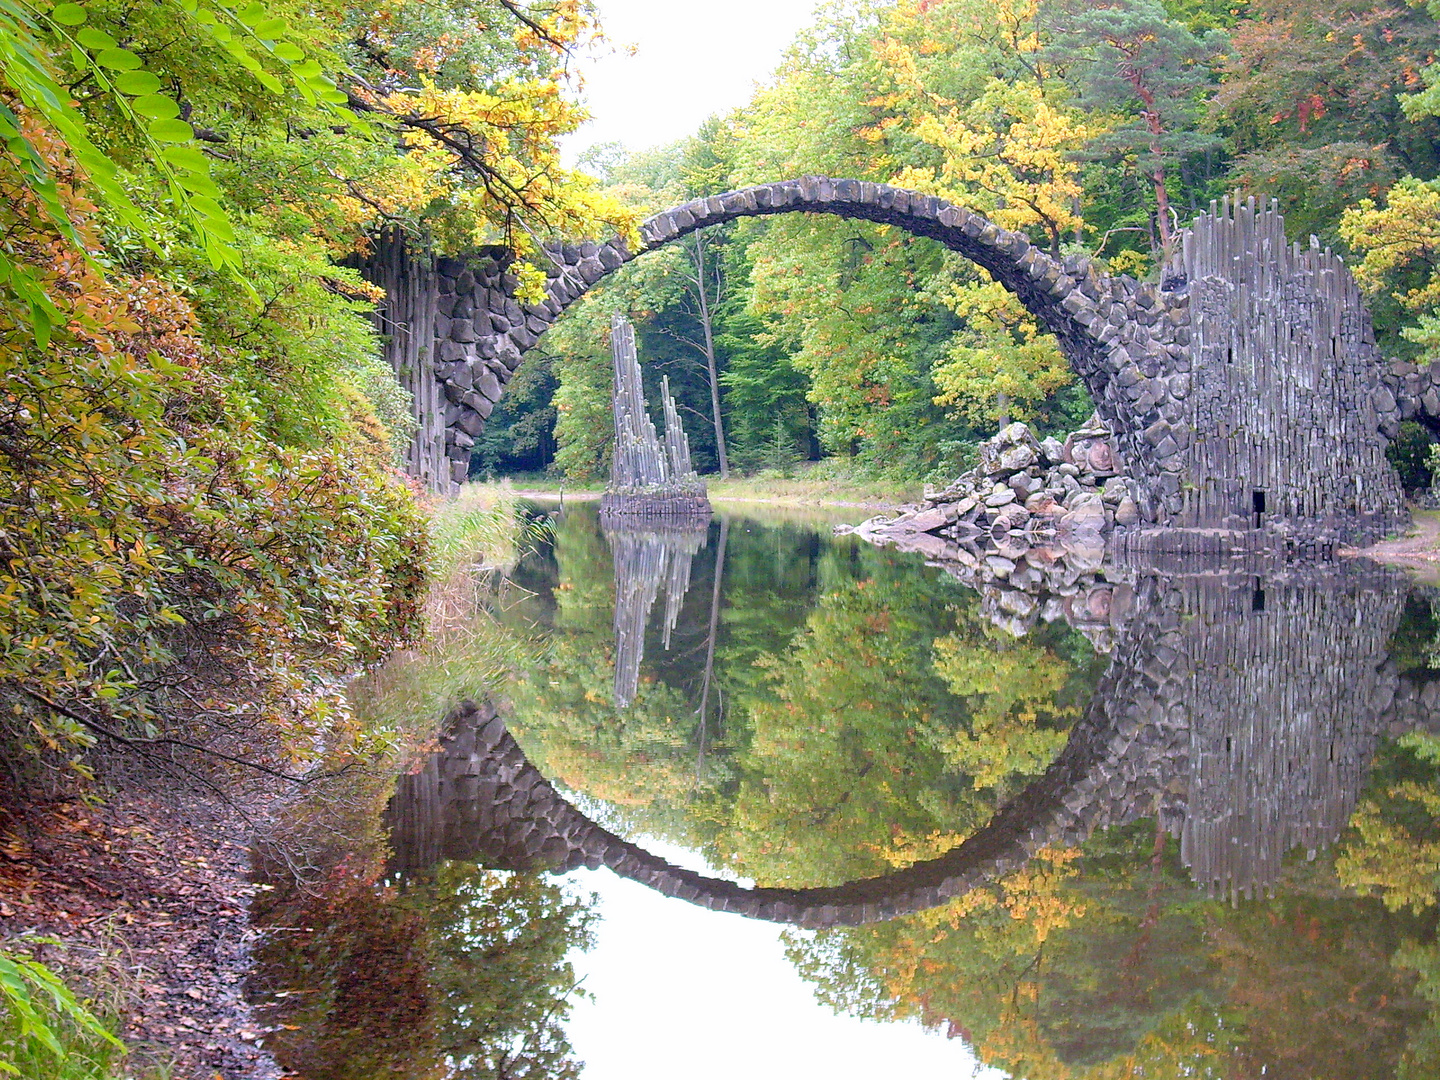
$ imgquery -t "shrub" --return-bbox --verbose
[0,127,428,771]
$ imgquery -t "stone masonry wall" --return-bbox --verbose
[371,180,1408,545]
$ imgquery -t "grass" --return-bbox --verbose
[427,480,525,579]
[706,463,918,507]
[256,486,546,917]
[485,460,920,508]
[342,482,543,762]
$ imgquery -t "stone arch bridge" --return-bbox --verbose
[385,565,1440,924]
[366,178,1429,545]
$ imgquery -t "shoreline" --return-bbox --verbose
[513,487,1440,574]
[509,489,900,512]
[0,781,285,1079]
[1344,509,1440,581]
[8,493,1438,1079]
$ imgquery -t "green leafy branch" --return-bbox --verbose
[0,945,125,1073]
[0,0,357,342]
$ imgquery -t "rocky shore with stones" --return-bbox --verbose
[841,416,1140,643]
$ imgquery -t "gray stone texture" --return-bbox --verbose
[365,183,1408,545]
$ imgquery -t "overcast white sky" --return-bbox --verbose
[565,839,998,1079]
[559,0,825,166]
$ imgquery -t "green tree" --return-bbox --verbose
[252,862,596,1080]
[1216,0,1440,243]
[1045,0,1223,252]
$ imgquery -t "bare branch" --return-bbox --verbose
[18,687,353,786]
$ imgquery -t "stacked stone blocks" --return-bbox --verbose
[369,181,1409,545]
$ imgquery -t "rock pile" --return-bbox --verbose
[843,416,1141,644]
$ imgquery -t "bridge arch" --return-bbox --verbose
[410,177,1186,521]
[384,691,1141,928]
[367,181,1406,543]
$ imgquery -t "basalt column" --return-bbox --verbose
[1161,195,1406,543]
[1164,568,1407,901]
[359,230,446,489]
[359,235,526,492]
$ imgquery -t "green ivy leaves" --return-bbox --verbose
[0,0,360,344]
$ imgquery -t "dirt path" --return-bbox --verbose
[1,786,283,1079]
[1346,510,1440,579]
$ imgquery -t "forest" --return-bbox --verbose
[481,0,1440,491]
[0,1,620,1075]
[8,0,1440,1077]
[8,0,1440,801]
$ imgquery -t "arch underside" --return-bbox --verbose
[533,179,1179,523]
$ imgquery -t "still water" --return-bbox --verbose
[249,500,1440,1080]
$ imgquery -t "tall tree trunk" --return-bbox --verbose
[690,232,731,479]
[1150,158,1174,251]
[695,517,728,780]
[1132,85,1174,252]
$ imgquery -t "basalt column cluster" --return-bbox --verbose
[360,232,538,489]
[373,180,1409,545]
[1162,196,1407,545]
[601,312,709,519]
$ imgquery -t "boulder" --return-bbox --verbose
[1010,471,1044,499]
[999,443,1038,471]
[997,421,1033,446]
[985,555,1016,577]
[985,483,1017,507]
[1101,476,1129,504]
[908,506,951,533]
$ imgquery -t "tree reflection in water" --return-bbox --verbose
[249,849,596,1080]
[255,504,1440,1079]
[784,571,1440,1080]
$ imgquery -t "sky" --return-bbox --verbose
[564,839,999,1080]
[549,6,1003,1074]
[558,0,826,166]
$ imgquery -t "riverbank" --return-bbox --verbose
[1,489,524,1079]
[1348,509,1440,582]
[487,464,919,510]
[0,780,284,1079]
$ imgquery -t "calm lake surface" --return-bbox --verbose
[249,500,1440,1080]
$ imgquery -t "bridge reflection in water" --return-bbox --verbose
[384,561,1439,919]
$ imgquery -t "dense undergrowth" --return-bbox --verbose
[0,0,625,1072]
[0,0,631,787]
[0,139,431,791]
[1,486,533,1079]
